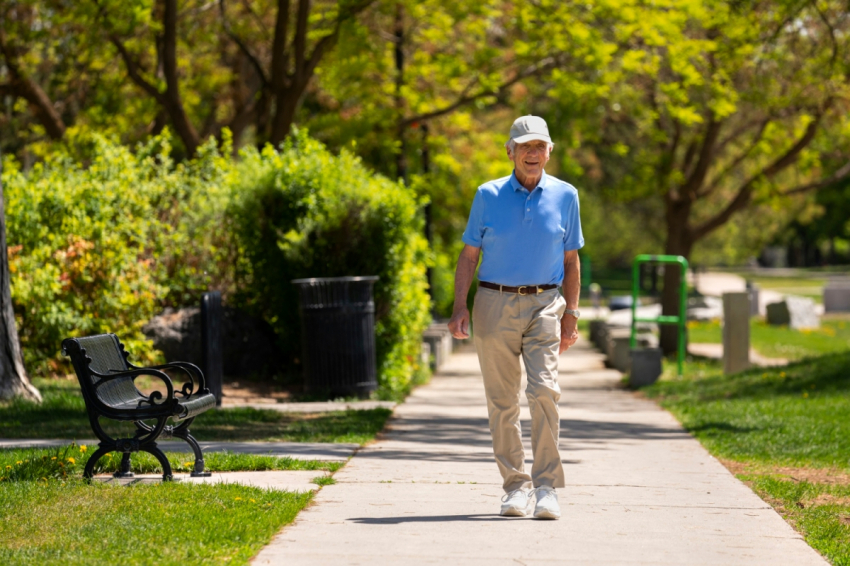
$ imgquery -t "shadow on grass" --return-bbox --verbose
[649,351,850,403]
[0,381,391,443]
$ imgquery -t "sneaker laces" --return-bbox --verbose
[501,488,529,503]
[532,486,555,502]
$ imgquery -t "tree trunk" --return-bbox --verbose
[0,157,40,402]
[659,201,693,356]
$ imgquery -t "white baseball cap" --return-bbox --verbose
[508,115,551,144]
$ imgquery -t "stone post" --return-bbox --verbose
[723,292,750,375]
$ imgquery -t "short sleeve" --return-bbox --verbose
[461,189,485,248]
[563,191,585,251]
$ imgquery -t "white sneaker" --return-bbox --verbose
[533,486,561,520]
[500,488,533,516]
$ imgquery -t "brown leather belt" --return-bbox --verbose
[479,281,558,295]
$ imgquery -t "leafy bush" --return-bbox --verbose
[4,129,429,398]
[2,131,234,373]
[230,131,431,399]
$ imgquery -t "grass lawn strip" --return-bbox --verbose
[0,480,312,566]
[0,377,392,443]
[644,353,850,565]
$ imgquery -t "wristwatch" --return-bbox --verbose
[564,308,580,319]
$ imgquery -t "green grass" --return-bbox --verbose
[0,378,392,444]
[687,318,850,360]
[0,480,312,565]
[311,475,336,486]
[0,445,343,480]
[746,275,826,303]
[645,353,850,564]
[743,476,850,566]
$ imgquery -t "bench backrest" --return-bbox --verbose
[63,334,141,408]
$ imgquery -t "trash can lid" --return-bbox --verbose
[291,276,380,284]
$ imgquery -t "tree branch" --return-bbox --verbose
[161,0,200,155]
[781,160,850,196]
[109,34,165,102]
[679,116,722,199]
[219,0,270,87]
[692,112,824,241]
[699,118,770,198]
[0,29,66,139]
[294,0,310,82]
[400,58,556,127]
[270,0,291,93]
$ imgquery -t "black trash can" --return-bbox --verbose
[291,276,379,397]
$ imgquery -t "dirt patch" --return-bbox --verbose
[220,381,295,405]
[719,458,850,486]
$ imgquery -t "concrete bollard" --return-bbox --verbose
[824,282,850,312]
[723,292,750,375]
[748,284,760,317]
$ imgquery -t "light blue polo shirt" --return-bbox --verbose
[461,170,584,286]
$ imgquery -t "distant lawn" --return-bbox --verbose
[746,275,826,303]
[645,353,850,565]
[687,318,850,360]
[0,480,311,566]
[0,378,392,444]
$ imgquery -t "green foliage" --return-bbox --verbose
[0,480,312,566]
[3,131,233,373]
[645,353,850,469]
[311,475,337,486]
[5,128,427,397]
[747,476,850,566]
[230,130,431,398]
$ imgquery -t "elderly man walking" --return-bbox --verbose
[448,115,583,520]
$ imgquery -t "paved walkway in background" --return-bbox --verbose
[253,340,825,565]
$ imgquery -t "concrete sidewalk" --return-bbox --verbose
[253,340,826,565]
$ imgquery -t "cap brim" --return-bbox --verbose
[511,133,552,144]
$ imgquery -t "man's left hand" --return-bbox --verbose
[560,318,579,354]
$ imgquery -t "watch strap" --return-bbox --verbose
[564,308,580,318]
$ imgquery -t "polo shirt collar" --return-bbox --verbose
[510,170,548,193]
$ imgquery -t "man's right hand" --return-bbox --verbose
[448,307,471,339]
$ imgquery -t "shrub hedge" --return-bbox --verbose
[229,131,432,399]
[2,130,430,398]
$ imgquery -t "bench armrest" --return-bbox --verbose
[90,367,176,408]
[129,361,207,398]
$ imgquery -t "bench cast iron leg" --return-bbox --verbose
[142,443,173,481]
[83,446,112,480]
[113,452,135,478]
[172,418,211,477]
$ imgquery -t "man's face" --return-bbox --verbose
[508,140,550,180]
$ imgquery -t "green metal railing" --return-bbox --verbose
[630,254,689,376]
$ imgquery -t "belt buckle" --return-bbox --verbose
[517,286,527,296]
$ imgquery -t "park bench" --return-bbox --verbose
[62,333,217,480]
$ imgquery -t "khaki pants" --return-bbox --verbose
[472,286,566,493]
